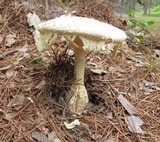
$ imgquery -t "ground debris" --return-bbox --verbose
[117,94,139,115]
[0,0,160,142]
[125,115,144,134]
[32,130,49,142]
[64,119,81,129]
[7,95,26,111]
[5,33,17,47]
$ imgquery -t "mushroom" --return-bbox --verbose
[36,15,127,114]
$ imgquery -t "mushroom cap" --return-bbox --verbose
[36,15,127,52]
[38,15,126,41]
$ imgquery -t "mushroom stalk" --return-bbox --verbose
[68,47,88,114]
[74,47,86,84]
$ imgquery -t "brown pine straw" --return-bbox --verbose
[0,0,160,142]
[106,119,131,142]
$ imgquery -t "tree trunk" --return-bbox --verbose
[129,0,136,11]
[143,1,149,16]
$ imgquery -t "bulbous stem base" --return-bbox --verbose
[68,46,88,114]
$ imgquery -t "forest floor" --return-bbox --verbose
[0,1,160,142]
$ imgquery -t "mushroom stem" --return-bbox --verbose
[74,47,86,84]
[68,47,88,114]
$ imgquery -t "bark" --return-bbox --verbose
[129,0,136,11]
[143,1,149,16]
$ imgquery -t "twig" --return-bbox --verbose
[0,49,19,59]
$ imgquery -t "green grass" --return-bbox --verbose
[135,12,160,22]
[133,11,160,36]
[136,16,160,23]
[134,12,160,29]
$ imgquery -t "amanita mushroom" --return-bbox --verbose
[36,15,127,114]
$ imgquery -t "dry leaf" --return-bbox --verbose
[16,45,31,61]
[117,94,139,115]
[0,72,6,79]
[87,62,98,68]
[5,33,16,47]
[125,115,144,134]
[32,130,49,142]
[7,95,26,110]
[106,136,116,142]
[106,112,113,120]
[5,113,13,120]
[0,109,13,120]
[35,80,46,89]
[64,119,81,129]
[18,45,28,53]
[6,67,16,78]
[91,133,102,140]
[31,130,61,142]
[90,68,107,75]
[108,66,124,73]
[24,85,33,91]
[144,80,160,91]
[139,80,160,93]
[48,131,61,142]
[17,52,31,62]
[153,49,160,57]
[36,111,45,122]
[127,55,147,67]
[42,127,49,135]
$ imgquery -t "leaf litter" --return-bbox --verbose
[5,33,17,47]
[124,115,144,134]
[0,0,160,142]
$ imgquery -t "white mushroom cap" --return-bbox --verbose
[36,15,127,52]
